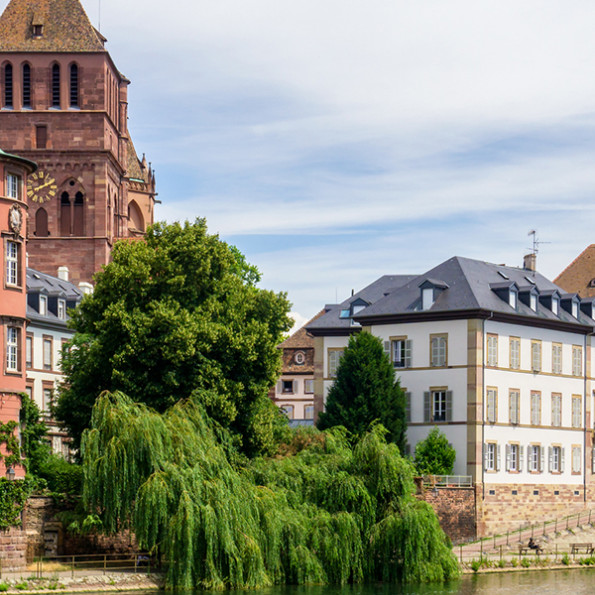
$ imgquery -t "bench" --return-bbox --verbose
[571,543,594,555]
[519,543,543,555]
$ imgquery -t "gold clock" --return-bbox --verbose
[27,170,57,204]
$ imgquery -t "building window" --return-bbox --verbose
[3,63,13,108]
[39,295,47,315]
[550,445,563,473]
[280,405,294,420]
[304,379,314,394]
[531,340,541,372]
[552,343,562,375]
[486,387,497,424]
[69,64,79,107]
[530,391,541,426]
[22,63,31,108]
[486,334,498,367]
[484,442,499,472]
[281,380,294,394]
[572,395,582,428]
[528,444,542,473]
[43,336,52,370]
[422,288,433,310]
[530,293,538,312]
[304,405,314,420]
[551,393,562,427]
[572,301,579,318]
[391,337,411,368]
[572,346,582,377]
[6,326,20,372]
[509,289,517,309]
[506,443,522,472]
[424,389,452,423]
[57,299,66,320]
[572,445,581,474]
[328,349,343,378]
[6,173,20,199]
[51,64,60,107]
[294,351,305,365]
[430,334,447,367]
[36,125,47,149]
[509,389,520,425]
[25,334,32,368]
[43,388,53,412]
[509,337,520,370]
[552,297,559,316]
[6,240,19,286]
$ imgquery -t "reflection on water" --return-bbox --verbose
[217,568,595,595]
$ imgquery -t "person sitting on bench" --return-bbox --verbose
[528,538,542,553]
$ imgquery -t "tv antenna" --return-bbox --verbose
[527,230,550,256]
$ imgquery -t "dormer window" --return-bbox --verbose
[509,288,517,309]
[530,293,537,312]
[294,351,305,365]
[39,294,47,315]
[572,300,579,318]
[57,299,66,320]
[552,297,559,316]
[419,279,448,311]
[32,24,43,36]
[422,288,433,310]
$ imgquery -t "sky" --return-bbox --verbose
[6,0,595,331]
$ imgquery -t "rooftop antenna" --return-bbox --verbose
[526,230,551,275]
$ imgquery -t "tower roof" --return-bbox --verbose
[0,0,105,52]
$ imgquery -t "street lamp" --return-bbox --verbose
[6,467,15,481]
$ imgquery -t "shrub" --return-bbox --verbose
[561,552,571,565]
[521,557,530,568]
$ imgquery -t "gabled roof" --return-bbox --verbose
[554,245,595,299]
[356,256,594,331]
[0,0,105,52]
[279,310,325,349]
[27,268,82,299]
[307,275,418,335]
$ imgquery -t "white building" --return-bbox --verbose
[26,267,83,458]
[308,255,595,534]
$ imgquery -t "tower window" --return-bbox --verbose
[4,63,13,108]
[69,64,78,107]
[22,64,31,108]
[36,125,47,149]
[52,64,60,108]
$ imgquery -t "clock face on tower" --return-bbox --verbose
[27,170,57,204]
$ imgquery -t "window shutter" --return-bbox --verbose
[446,390,453,421]
[548,447,552,473]
[505,444,511,471]
[293,380,298,394]
[527,445,531,470]
[483,443,488,471]
[383,341,390,359]
[277,380,282,393]
[405,392,411,423]
[519,446,524,472]
[423,392,430,422]
[561,448,565,473]
[404,340,412,368]
[496,445,501,471]
[540,446,545,473]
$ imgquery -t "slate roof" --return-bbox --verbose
[279,310,325,349]
[27,268,83,326]
[0,0,105,52]
[554,245,595,299]
[355,256,595,330]
[307,275,418,334]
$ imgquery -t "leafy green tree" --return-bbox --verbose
[414,427,456,475]
[317,331,407,453]
[19,394,51,476]
[55,219,292,456]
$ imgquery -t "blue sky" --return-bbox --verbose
[7,0,595,329]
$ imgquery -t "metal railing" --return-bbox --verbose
[423,475,473,488]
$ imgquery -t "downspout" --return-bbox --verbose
[481,311,494,501]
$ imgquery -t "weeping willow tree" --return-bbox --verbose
[82,392,459,590]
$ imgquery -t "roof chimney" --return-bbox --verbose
[78,282,93,295]
[523,253,536,272]
[57,266,69,281]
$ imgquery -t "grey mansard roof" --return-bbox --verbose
[308,257,595,335]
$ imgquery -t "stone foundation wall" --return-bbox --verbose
[0,527,27,572]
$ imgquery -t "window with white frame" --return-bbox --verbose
[506,443,522,472]
[422,288,433,310]
[391,338,411,368]
[509,337,520,369]
[551,393,562,427]
[531,340,541,372]
[552,343,562,375]
[57,299,66,320]
[6,173,20,199]
[487,334,498,367]
[572,346,583,377]
[328,349,343,378]
[550,445,563,473]
[486,387,497,423]
[528,444,542,473]
[43,337,52,370]
[430,334,447,367]
[572,395,582,428]
[6,326,19,372]
[39,295,47,315]
[509,289,517,309]
[509,389,520,425]
[552,296,559,315]
[424,389,452,423]
[530,391,541,426]
[530,293,538,312]
[43,388,53,411]
[572,445,581,474]
[304,405,314,420]
[25,334,32,368]
[572,301,579,318]
[304,379,314,394]
[5,240,19,286]
[484,442,499,471]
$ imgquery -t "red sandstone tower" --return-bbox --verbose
[0,148,36,479]
[0,0,156,285]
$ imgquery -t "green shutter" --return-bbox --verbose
[424,391,430,422]
[404,339,412,368]
[446,390,453,421]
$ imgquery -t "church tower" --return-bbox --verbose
[0,0,156,285]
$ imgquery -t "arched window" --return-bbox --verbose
[22,63,31,108]
[51,64,60,108]
[60,191,70,235]
[3,63,13,108]
[69,64,78,107]
[128,200,144,231]
[73,191,84,235]
[35,208,48,237]
[107,199,111,238]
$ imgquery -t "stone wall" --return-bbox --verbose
[0,526,27,572]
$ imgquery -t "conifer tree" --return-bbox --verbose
[414,427,456,475]
[317,331,407,452]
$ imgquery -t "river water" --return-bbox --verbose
[199,569,595,595]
